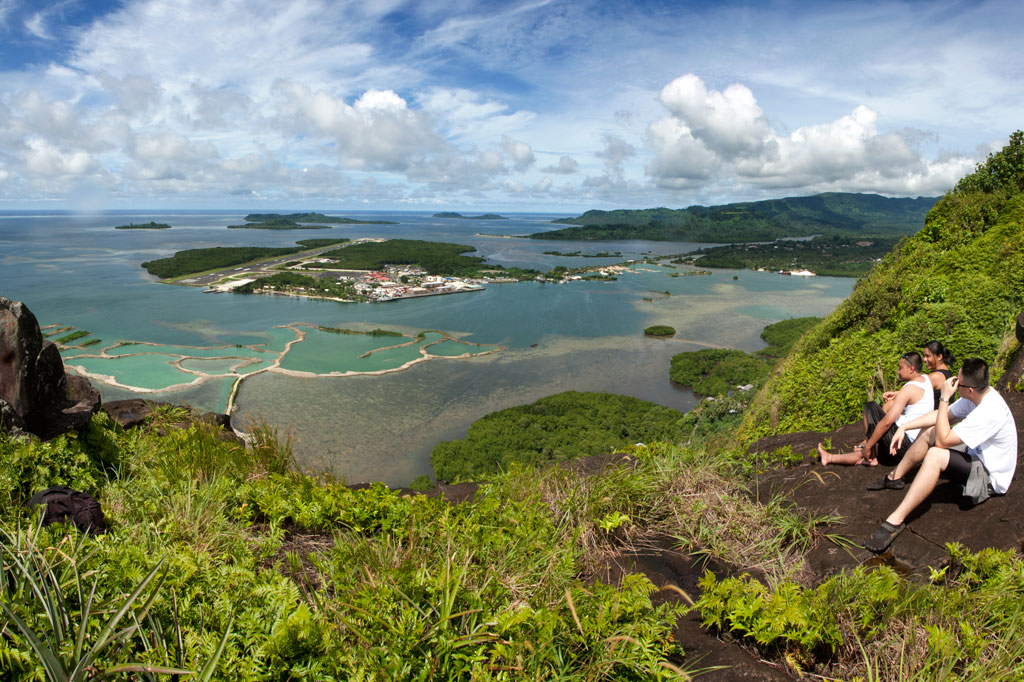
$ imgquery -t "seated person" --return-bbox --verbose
[923,340,955,405]
[864,358,1018,553]
[819,352,934,466]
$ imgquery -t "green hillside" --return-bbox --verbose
[739,132,1024,440]
[532,192,937,242]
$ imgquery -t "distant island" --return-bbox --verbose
[684,235,899,277]
[529,192,937,243]
[244,212,397,225]
[543,250,622,258]
[228,219,332,230]
[114,221,171,230]
[433,212,507,220]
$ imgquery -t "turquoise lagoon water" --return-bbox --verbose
[0,210,854,485]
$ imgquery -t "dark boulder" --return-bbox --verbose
[103,398,242,444]
[103,399,174,429]
[0,297,101,439]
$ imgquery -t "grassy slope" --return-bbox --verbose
[739,134,1024,440]
[4,411,825,681]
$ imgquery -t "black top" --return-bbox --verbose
[933,368,954,405]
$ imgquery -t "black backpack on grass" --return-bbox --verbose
[27,486,107,534]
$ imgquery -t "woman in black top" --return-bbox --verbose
[923,340,954,404]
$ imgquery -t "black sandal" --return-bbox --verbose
[866,475,905,491]
[864,521,905,553]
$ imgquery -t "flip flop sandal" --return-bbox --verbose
[864,521,905,553]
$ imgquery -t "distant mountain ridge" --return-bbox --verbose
[531,192,938,242]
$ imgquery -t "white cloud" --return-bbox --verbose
[24,12,50,39]
[274,81,446,172]
[21,138,96,175]
[646,73,976,197]
[657,74,770,158]
[645,117,718,188]
[543,155,578,174]
[502,136,534,172]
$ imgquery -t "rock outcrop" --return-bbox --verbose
[103,398,242,444]
[0,297,101,440]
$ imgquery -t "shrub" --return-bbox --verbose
[643,325,676,337]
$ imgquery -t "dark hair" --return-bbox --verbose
[925,340,955,367]
[960,357,989,389]
[900,351,923,373]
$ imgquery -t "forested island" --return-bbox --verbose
[531,192,936,242]
[311,239,540,280]
[543,250,622,258]
[244,212,397,224]
[140,238,350,279]
[433,212,507,219]
[114,221,171,230]
[228,219,332,230]
[685,235,900,276]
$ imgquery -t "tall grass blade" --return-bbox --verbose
[197,614,234,682]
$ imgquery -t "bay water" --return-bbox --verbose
[0,210,853,485]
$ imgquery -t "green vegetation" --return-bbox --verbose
[696,543,1024,679]
[433,212,506,220]
[319,239,482,272]
[643,325,676,337]
[740,131,1024,440]
[543,250,622,258]
[0,412,718,680]
[668,317,820,435]
[757,316,822,358]
[142,246,300,279]
[689,235,900,277]
[245,213,397,225]
[430,391,689,482]
[114,221,171,230]
[228,219,332,230]
[670,349,770,396]
[79,338,102,347]
[294,238,351,249]
[141,239,350,279]
[317,239,541,280]
[234,272,364,301]
[318,326,403,337]
[535,193,937,243]
[55,330,90,344]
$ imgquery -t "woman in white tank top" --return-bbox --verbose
[820,352,932,466]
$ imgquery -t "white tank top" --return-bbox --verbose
[896,376,935,442]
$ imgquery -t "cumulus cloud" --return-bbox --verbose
[657,74,770,158]
[646,73,976,197]
[21,138,96,175]
[502,136,535,172]
[274,81,447,172]
[543,155,577,174]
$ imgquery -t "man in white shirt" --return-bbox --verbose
[864,358,1018,553]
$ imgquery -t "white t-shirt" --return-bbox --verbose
[896,376,935,442]
[951,388,1018,494]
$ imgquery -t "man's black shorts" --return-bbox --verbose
[864,400,910,465]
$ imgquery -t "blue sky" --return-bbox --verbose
[0,0,1021,211]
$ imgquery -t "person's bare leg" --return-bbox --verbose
[818,443,865,465]
[885,446,950,526]
[889,426,935,481]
